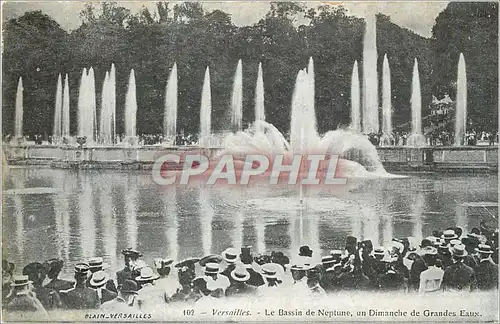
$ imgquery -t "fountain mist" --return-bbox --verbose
[62,74,70,138]
[14,77,23,139]
[255,62,265,132]
[350,60,361,132]
[53,74,63,143]
[380,54,394,145]
[362,13,379,134]
[231,59,243,132]
[407,58,426,147]
[110,64,117,144]
[100,72,110,144]
[200,67,212,147]
[454,53,467,146]
[164,63,178,143]
[88,67,97,143]
[125,69,137,139]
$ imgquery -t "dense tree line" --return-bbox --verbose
[2,1,498,137]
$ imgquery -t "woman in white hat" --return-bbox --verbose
[225,266,256,298]
[204,263,230,293]
[89,270,117,304]
[257,263,283,297]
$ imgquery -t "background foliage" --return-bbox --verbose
[2,2,498,136]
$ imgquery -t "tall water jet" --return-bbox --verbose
[88,67,97,143]
[455,53,467,146]
[62,74,70,139]
[350,60,361,132]
[77,68,88,139]
[14,77,24,140]
[380,54,394,146]
[199,67,212,147]
[163,63,178,145]
[124,69,138,144]
[99,72,111,145]
[110,63,117,144]
[307,57,315,114]
[362,13,379,134]
[53,74,63,144]
[231,59,243,132]
[255,62,265,132]
[407,58,426,147]
[290,69,319,153]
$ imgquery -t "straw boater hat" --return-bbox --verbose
[204,263,222,275]
[260,263,278,279]
[441,229,458,240]
[90,271,110,288]
[222,248,239,264]
[199,254,223,267]
[321,256,337,267]
[450,244,468,258]
[88,257,109,271]
[475,244,494,254]
[11,275,32,287]
[74,263,90,275]
[390,241,404,252]
[121,248,143,258]
[449,239,462,247]
[230,267,250,282]
[420,246,438,256]
[372,247,386,258]
[135,267,160,282]
[174,258,200,268]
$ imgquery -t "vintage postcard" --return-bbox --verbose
[1,0,498,322]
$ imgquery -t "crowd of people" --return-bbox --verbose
[3,221,498,314]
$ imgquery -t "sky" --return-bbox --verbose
[2,1,450,38]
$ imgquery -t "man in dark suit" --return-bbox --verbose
[442,244,477,292]
[43,259,74,293]
[60,263,100,309]
[116,248,143,288]
[240,247,265,287]
[23,262,62,310]
[474,244,498,290]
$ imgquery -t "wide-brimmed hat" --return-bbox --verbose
[153,258,174,269]
[135,267,160,282]
[74,263,89,274]
[44,258,63,274]
[321,256,337,265]
[441,230,458,240]
[449,239,462,247]
[260,263,279,279]
[22,262,45,282]
[372,247,386,257]
[299,245,313,257]
[230,268,250,282]
[88,257,109,271]
[290,263,312,271]
[475,244,494,254]
[11,275,32,287]
[204,262,222,275]
[175,257,200,268]
[390,240,404,252]
[222,248,239,264]
[450,244,468,257]
[420,238,433,248]
[121,248,143,257]
[199,254,223,267]
[90,270,109,288]
[330,250,343,260]
[120,280,138,294]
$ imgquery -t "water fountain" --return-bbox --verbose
[380,54,394,146]
[199,67,212,148]
[163,63,178,145]
[406,58,426,147]
[231,59,243,132]
[77,68,88,140]
[53,74,63,144]
[100,71,110,145]
[255,62,265,133]
[62,74,70,140]
[110,64,117,144]
[14,77,23,141]
[454,53,467,146]
[350,60,361,132]
[362,13,379,134]
[88,67,97,143]
[124,69,138,145]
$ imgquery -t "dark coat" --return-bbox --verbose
[44,278,74,292]
[442,261,477,291]
[320,271,340,292]
[99,288,118,304]
[475,260,498,291]
[245,267,265,287]
[225,283,257,297]
[464,255,479,270]
[220,264,237,284]
[5,294,47,313]
[60,286,100,309]
[409,257,428,291]
[116,267,134,287]
[34,286,62,310]
[378,272,406,291]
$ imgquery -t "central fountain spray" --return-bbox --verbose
[53,74,63,144]
[200,67,212,148]
[362,13,379,134]
[255,62,265,133]
[163,63,178,145]
[407,58,426,147]
[231,59,243,133]
[62,74,70,139]
[380,54,394,146]
[350,61,361,132]
[14,77,23,140]
[124,69,138,145]
[455,53,467,146]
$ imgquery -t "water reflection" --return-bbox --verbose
[99,175,117,271]
[164,186,178,260]
[411,193,425,243]
[124,174,138,250]
[52,172,72,262]
[13,176,24,258]
[199,188,213,255]
[78,173,96,260]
